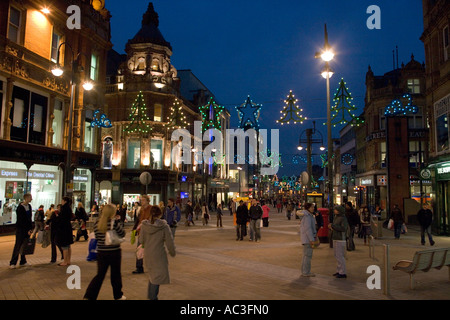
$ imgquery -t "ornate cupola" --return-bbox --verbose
[124,2,178,91]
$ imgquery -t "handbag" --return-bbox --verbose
[87,233,98,262]
[36,230,44,244]
[312,237,320,249]
[41,229,51,248]
[105,220,125,246]
[21,238,36,255]
[131,230,137,245]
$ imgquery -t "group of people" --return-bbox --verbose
[234,199,270,242]
[9,194,76,268]
[83,194,177,300]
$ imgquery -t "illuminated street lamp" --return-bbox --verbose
[315,24,334,210]
[51,42,94,197]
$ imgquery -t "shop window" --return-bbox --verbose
[436,113,449,153]
[379,109,386,131]
[8,6,21,43]
[151,139,163,169]
[102,137,113,169]
[52,100,63,148]
[127,140,141,169]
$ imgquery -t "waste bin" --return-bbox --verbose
[317,208,330,243]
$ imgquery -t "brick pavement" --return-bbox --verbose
[0,210,449,301]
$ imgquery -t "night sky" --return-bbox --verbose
[106,0,425,177]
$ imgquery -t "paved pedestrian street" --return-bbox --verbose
[0,211,449,301]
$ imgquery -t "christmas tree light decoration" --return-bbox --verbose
[199,97,225,133]
[384,93,418,117]
[236,96,261,130]
[329,78,361,126]
[124,91,152,133]
[166,97,187,129]
[276,90,307,125]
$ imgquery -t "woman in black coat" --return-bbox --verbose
[56,197,74,266]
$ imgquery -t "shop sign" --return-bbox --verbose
[365,131,385,142]
[377,175,387,186]
[73,175,89,182]
[359,176,374,186]
[0,169,56,180]
[420,169,432,180]
[434,93,450,117]
[436,162,450,181]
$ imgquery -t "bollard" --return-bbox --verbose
[383,244,390,296]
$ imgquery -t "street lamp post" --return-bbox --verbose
[316,24,334,211]
[52,43,94,198]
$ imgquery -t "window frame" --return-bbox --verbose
[8,6,22,44]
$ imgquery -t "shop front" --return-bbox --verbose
[432,161,450,235]
[0,160,63,224]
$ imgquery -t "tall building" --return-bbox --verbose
[102,3,230,207]
[0,0,111,226]
[355,56,429,221]
[421,0,450,235]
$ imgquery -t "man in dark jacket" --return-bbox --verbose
[9,194,33,268]
[390,204,404,239]
[417,203,435,246]
[236,200,248,241]
[249,199,263,242]
[345,201,359,251]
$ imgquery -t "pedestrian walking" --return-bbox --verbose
[31,205,45,239]
[132,195,151,274]
[55,196,74,266]
[249,199,263,242]
[9,193,33,269]
[216,203,223,227]
[328,205,349,279]
[201,202,209,226]
[185,200,195,226]
[261,201,270,227]
[194,202,201,221]
[83,204,126,300]
[132,202,140,222]
[164,198,181,238]
[345,201,359,251]
[45,204,64,264]
[75,202,89,241]
[360,206,375,245]
[139,205,176,300]
[286,202,293,220]
[390,204,404,239]
[300,203,318,277]
[236,200,248,241]
[417,203,435,246]
[276,201,282,213]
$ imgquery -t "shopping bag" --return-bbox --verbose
[387,219,394,230]
[41,229,51,248]
[131,230,136,245]
[36,230,44,244]
[86,233,97,262]
[401,223,408,234]
[21,238,36,255]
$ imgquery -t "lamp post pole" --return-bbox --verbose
[326,63,333,211]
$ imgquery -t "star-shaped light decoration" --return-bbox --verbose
[236,96,261,131]
[199,97,225,133]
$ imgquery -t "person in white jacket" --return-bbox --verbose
[299,203,318,277]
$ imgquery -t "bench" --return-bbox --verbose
[392,247,450,289]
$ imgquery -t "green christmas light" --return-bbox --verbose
[124,91,152,134]
[199,97,225,133]
[276,90,307,125]
[166,97,187,129]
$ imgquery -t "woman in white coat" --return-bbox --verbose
[299,203,318,277]
[139,205,176,300]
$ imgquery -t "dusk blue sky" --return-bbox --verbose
[107,0,425,176]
